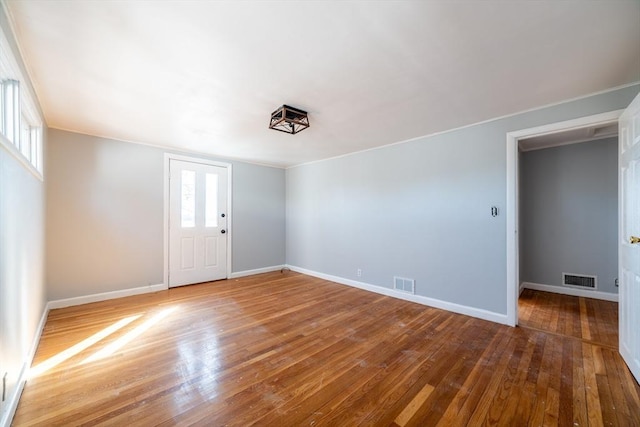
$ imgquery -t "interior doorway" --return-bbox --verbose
[518,126,619,299]
[505,110,624,326]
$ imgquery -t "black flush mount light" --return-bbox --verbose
[269,104,309,135]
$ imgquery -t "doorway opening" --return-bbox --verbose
[505,110,624,326]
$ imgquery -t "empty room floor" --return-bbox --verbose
[12,272,640,426]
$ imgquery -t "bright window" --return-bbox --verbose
[0,25,43,178]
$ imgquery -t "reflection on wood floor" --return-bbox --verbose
[12,272,640,426]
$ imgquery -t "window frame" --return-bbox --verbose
[0,23,44,180]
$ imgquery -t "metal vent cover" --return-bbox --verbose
[394,277,415,294]
[562,273,597,289]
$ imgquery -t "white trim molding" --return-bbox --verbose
[0,367,24,427]
[48,284,166,310]
[522,282,618,302]
[505,109,624,326]
[0,303,49,427]
[287,265,509,325]
[229,265,286,279]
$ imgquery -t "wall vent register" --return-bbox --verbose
[394,277,415,294]
[562,273,597,289]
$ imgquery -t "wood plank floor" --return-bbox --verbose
[518,288,619,348]
[12,272,640,426]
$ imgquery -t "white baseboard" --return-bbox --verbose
[0,368,25,427]
[0,301,49,427]
[228,265,286,279]
[522,282,619,302]
[286,265,509,325]
[48,283,167,310]
[27,304,49,369]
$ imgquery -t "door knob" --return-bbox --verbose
[631,236,640,244]
[221,229,226,234]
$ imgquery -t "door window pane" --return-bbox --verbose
[205,173,218,227]
[181,170,195,228]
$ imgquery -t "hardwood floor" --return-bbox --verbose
[12,272,640,426]
[518,288,619,348]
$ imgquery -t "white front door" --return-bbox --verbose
[619,92,640,383]
[168,159,229,287]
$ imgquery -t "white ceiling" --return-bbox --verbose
[5,0,640,167]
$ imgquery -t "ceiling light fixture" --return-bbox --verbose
[269,105,309,135]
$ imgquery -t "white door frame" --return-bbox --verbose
[164,153,233,288]
[505,110,624,326]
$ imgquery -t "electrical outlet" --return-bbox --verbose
[615,278,619,287]
[357,269,362,277]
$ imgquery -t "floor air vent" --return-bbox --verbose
[563,273,597,289]
[394,277,415,294]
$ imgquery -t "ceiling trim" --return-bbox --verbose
[289,82,639,170]
[48,125,287,170]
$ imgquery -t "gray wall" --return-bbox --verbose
[286,85,639,316]
[232,161,286,272]
[46,129,285,301]
[0,5,47,424]
[519,137,618,293]
[0,144,46,423]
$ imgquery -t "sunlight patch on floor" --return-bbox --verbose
[29,314,142,378]
[82,306,178,364]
